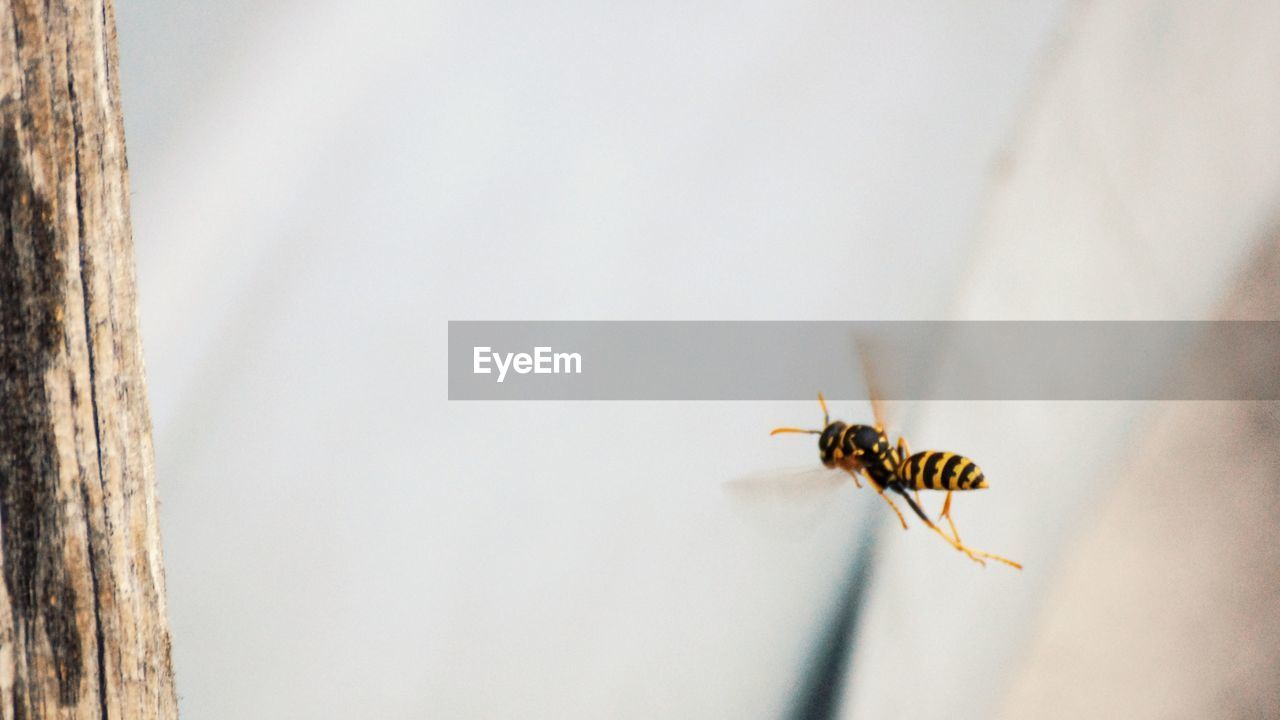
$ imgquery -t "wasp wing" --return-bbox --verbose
[723,466,853,537]
[856,337,919,436]
[723,465,848,500]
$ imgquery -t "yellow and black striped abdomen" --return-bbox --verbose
[901,451,988,491]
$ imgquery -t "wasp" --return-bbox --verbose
[771,392,1022,569]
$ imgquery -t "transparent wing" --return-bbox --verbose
[857,341,889,429]
[856,338,915,435]
[723,465,852,537]
[723,465,848,500]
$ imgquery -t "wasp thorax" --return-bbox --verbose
[818,422,848,466]
[851,425,888,456]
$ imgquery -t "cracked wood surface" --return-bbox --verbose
[0,1,177,718]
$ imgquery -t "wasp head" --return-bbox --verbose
[818,421,848,467]
[772,393,880,468]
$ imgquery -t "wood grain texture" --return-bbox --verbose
[0,1,177,718]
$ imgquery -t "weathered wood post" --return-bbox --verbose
[1,1,178,718]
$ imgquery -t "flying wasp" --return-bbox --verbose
[771,392,1022,570]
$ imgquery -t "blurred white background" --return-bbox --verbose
[113,1,1280,718]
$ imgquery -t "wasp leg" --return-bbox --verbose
[892,485,986,567]
[836,458,863,489]
[923,516,988,567]
[850,469,908,530]
[894,436,922,506]
[873,484,910,531]
[940,491,962,543]
[893,483,934,527]
[937,492,1023,570]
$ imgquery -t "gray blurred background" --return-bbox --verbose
[113,1,1280,718]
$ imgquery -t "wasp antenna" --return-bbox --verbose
[817,392,830,426]
[770,427,821,436]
